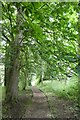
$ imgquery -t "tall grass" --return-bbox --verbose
[38,75,78,101]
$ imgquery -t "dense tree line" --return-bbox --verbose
[1,2,79,101]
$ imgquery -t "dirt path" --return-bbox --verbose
[23,86,51,118]
[2,87,79,119]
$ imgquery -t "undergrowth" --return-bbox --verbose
[38,75,78,101]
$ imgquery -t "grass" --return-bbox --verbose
[38,75,78,101]
[38,76,79,118]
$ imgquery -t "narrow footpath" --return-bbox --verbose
[2,86,79,119]
[23,86,51,118]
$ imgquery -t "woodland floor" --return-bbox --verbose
[2,86,79,120]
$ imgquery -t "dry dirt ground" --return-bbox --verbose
[2,86,79,120]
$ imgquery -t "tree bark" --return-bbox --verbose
[6,55,19,101]
[22,72,28,90]
[5,4,23,101]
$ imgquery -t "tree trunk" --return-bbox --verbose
[4,45,10,87]
[4,67,7,86]
[38,60,45,84]
[6,57,19,101]
[28,74,32,86]
[5,5,23,101]
[22,72,28,90]
[38,75,43,84]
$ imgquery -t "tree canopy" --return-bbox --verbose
[0,2,79,101]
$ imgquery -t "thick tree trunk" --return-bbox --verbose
[5,5,23,101]
[6,55,19,101]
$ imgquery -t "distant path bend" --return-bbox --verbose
[24,86,51,118]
